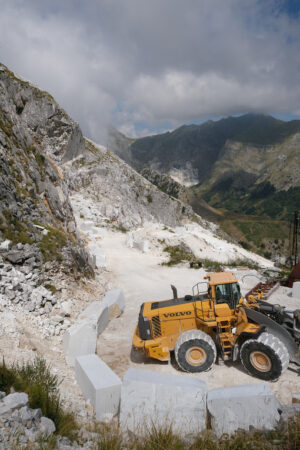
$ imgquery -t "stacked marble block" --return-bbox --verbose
[75,355,122,421]
[63,289,125,366]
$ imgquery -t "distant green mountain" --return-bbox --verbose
[108,114,300,221]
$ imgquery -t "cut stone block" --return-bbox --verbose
[95,254,107,269]
[292,282,300,299]
[103,289,125,318]
[75,355,121,421]
[80,301,109,335]
[120,368,207,436]
[207,384,281,437]
[63,319,97,366]
[126,232,134,248]
[133,240,149,253]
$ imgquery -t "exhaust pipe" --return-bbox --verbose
[171,285,178,300]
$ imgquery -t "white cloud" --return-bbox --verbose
[0,0,300,141]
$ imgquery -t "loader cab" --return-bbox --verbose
[214,282,241,309]
[205,272,242,310]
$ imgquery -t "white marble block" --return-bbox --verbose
[207,383,281,436]
[120,368,207,436]
[63,319,97,366]
[75,355,121,421]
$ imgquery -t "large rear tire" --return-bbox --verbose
[240,332,289,381]
[175,330,217,373]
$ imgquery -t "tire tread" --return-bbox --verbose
[175,329,216,372]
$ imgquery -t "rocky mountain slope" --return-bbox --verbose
[65,139,195,232]
[0,63,93,278]
[108,114,300,221]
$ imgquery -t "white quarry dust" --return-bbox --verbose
[70,213,300,406]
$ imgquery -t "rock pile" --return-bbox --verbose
[0,255,44,307]
[0,392,56,447]
[0,256,72,338]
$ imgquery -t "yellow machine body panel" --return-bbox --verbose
[133,271,264,363]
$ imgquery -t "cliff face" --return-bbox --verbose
[0,63,92,277]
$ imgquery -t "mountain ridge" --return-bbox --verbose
[108,113,300,219]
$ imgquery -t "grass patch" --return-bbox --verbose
[94,422,123,450]
[220,216,290,260]
[227,258,260,270]
[94,418,300,449]
[0,357,78,440]
[44,284,57,294]
[132,424,185,450]
[38,226,68,262]
[233,219,284,247]
[113,224,127,233]
[162,245,194,266]
[146,194,153,203]
[0,210,34,245]
[200,258,223,272]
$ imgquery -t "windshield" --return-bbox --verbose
[215,282,241,309]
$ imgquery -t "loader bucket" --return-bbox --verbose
[244,307,300,365]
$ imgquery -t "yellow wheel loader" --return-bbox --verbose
[132,272,300,381]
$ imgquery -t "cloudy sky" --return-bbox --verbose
[1,0,300,142]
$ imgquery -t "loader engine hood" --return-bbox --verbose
[244,307,300,365]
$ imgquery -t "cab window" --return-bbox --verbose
[214,282,240,309]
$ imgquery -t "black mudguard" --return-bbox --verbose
[244,307,300,365]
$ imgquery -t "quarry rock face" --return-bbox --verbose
[0,64,85,164]
[66,140,195,231]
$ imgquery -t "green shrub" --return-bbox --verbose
[201,259,223,272]
[162,245,194,266]
[146,194,153,203]
[227,258,260,270]
[0,210,34,245]
[0,357,78,440]
[264,251,272,260]
[96,423,123,450]
[239,240,251,251]
[132,423,185,450]
[38,226,68,262]
[0,358,17,392]
[44,284,57,294]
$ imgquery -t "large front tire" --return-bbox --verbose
[240,332,289,381]
[175,330,217,373]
